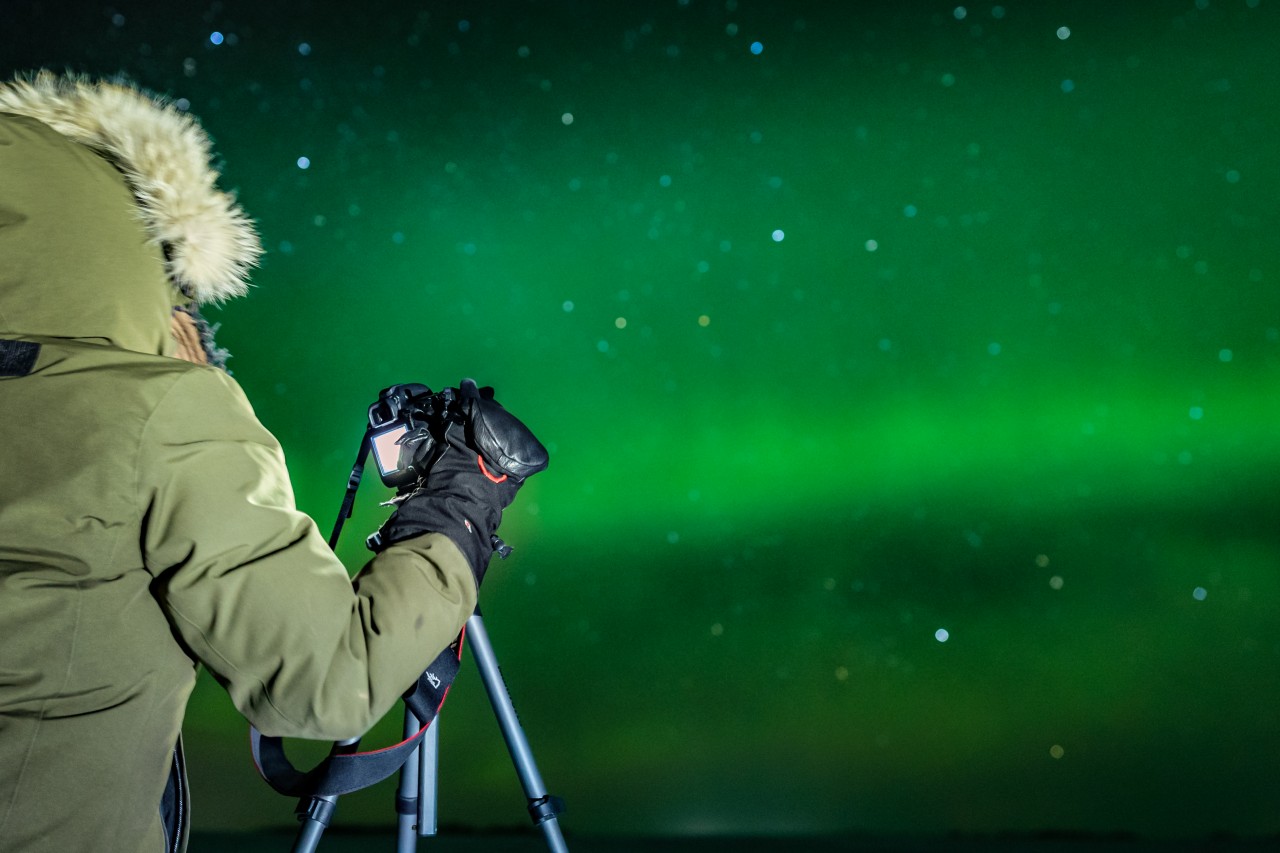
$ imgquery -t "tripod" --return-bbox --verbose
[290,609,568,852]
[277,406,567,851]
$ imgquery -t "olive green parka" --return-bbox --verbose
[0,76,476,852]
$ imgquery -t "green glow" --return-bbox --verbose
[6,0,1280,841]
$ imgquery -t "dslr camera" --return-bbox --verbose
[365,380,548,492]
[366,383,462,490]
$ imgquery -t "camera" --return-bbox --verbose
[367,379,549,493]
[366,383,460,489]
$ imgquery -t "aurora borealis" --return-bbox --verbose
[5,0,1279,843]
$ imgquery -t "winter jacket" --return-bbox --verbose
[0,81,477,852]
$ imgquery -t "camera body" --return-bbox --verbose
[366,383,459,489]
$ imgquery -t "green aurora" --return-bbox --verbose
[4,0,1279,841]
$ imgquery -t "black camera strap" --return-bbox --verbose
[250,629,464,798]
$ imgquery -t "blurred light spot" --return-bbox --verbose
[298,42,312,56]
[865,239,879,252]
[458,19,471,33]
[1049,575,1064,590]
[1050,744,1065,759]
[750,41,763,55]
[835,666,849,681]
[719,240,732,252]
[771,229,785,242]
[183,57,197,77]
[1193,587,1208,601]
[941,73,956,87]
[517,45,531,58]
[710,622,724,636]
[561,112,574,125]
[1219,348,1233,362]
[562,300,575,312]
[313,215,326,227]
[174,98,191,112]
[954,7,967,20]
[1225,169,1240,183]
[210,31,224,45]
[278,240,294,255]
[992,6,1005,18]
[935,628,950,643]
[667,531,680,544]
[1189,406,1204,420]
[568,178,582,191]
[659,174,672,187]
[112,13,125,26]
[597,340,609,353]
[878,338,892,352]
[698,315,711,327]
[1057,26,1071,39]
[696,260,710,273]
[296,156,311,169]
[1061,79,1075,93]
[726,23,739,36]
[988,341,1002,355]
[392,232,405,245]
[1178,450,1193,465]
[1036,554,1050,568]
[615,317,627,329]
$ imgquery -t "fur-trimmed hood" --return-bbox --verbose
[0,71,260,358]
[0,71,261,303]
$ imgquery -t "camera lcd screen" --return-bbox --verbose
[370,424,408,476]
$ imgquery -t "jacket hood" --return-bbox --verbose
[0,71,261,356]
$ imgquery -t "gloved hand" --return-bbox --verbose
[372,380,548,586]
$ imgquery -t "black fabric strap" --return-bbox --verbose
[251,630,464,798]
[0,339,40,377]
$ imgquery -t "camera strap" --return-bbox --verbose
[250,628,464,798]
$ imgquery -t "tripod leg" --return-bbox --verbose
[290,737,360,853]
[466,613,570,853]
[418,719,440,837]
[291,795,337,853]
[396,712,422,852]
[395,712,441,850]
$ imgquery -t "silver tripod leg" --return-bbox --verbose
[466,612,570,853]
[290,737,361,853]
[395,713,440,851]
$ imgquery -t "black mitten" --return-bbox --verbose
[374,380,547,586]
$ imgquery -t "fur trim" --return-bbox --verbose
[0,70,261,303]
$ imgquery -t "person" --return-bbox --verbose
[0,71,544,852]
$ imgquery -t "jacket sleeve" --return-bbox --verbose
[137,366,477,740]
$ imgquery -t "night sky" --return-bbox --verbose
[5,0,1279,842]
